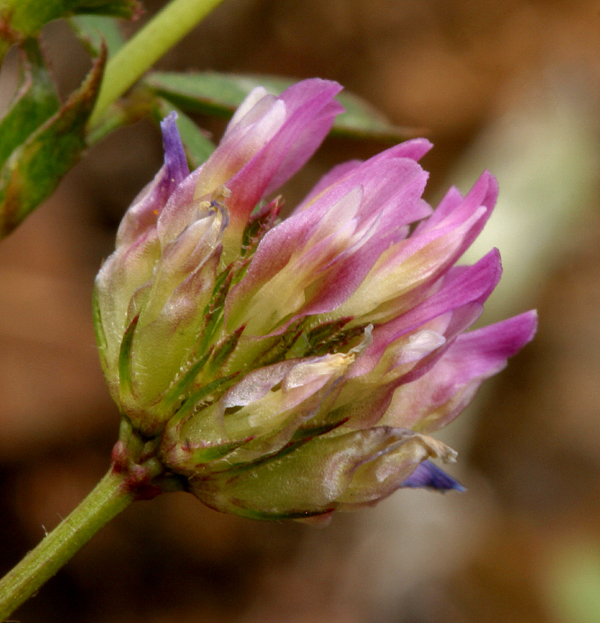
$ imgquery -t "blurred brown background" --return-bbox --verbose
[2,0,600,621]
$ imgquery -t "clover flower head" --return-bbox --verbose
[94,79,536,521]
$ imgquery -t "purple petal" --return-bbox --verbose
[160,112,190,185]
[156,167,205,246]
[116,114,190,248]
[401,461,465,492]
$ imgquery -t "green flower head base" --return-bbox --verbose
[93,79,536,522]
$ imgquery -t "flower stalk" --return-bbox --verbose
[0,468,133,620]
[0,420,178,621]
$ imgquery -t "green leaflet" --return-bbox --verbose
[0,0,139,61]
[0,43,106,238]
[69,14,126,57]
[0,38,60,169]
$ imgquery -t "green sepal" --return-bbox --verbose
[240,197,282,259]
[195,266,232,356]
[0,43,106,238]
[160,422,251,474]
[189,427,414,521]
[203,506,333,522]
[251,318,307,369]
[160,373,244,469]
[205,325,244,375]
[305,319,366,358]
[175,374,239,422]
[187,438,250,464]
[0,38,60,170]
[290,417,349,443]
[160,348,213,412]
[118,313,138,399]
[91,286,109,375]
[145,71,419,143]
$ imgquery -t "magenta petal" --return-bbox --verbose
[418,170,498,246]
[296,138,433,211]
[384,310,537,432]
[415,186,464,232]
[264,80,345,194]
[394,248,503,332]
[227,156,432,324]
[223,80,343,233]
[447,310,538,377]
[297,160,364,208]
[297,153,430,228]
[298,174,432,316]
[300,210,419,317]
[352,249,503,378]
[368,137,433,164]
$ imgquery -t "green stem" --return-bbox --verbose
[88,0,228,127]
[0,467,134,621]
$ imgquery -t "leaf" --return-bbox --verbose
[145,71,419,143]
[0,44,106,238]
[0,0,140,60]
[0,38,60,169]
[69,14,125,57]
[152,97,215,169]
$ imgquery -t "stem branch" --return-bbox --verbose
[89,0,228,127]
[0,468,134,621]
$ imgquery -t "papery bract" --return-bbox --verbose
[94,78,537,522]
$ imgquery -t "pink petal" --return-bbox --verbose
[383,310,538,431]
[351,249,503,378]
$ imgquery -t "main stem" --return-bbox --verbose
[88,0,228,127]
[0,468,134,621]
